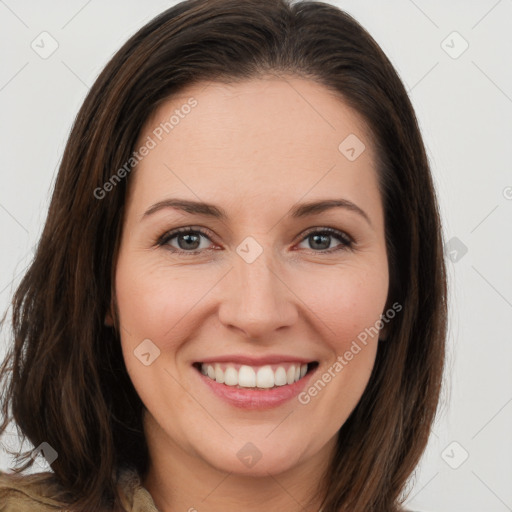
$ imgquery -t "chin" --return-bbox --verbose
[189,427,319,478]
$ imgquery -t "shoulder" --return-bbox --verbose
[0,466,157,512]
[0,469,72,511]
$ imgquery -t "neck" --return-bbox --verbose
[141,414,332,512]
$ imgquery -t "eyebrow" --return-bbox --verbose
[142,198,372,226]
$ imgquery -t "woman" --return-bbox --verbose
[0,0,447,510]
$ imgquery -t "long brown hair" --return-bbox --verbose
[0,0,447,510]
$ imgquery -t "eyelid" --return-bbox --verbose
[156,225,217,247]
[298,226,354,245]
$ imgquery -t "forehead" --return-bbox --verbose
[127,76,380,218]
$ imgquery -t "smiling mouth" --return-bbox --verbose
[193,361,319,390]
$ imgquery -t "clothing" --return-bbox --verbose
[0,468,419,511]
[0,466,159,511]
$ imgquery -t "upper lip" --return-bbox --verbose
[196,355,315,366]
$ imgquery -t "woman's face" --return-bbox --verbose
[111,77,389,477]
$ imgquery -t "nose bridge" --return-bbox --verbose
[237,245,279,306]
[218,239,296,338]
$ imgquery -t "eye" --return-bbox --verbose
[296,227,354,253]
[157,227,214,253]
[157,226,354,255]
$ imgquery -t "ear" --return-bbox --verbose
[104,309,114,327]
[104,299,115,327]
[379,322,389,341]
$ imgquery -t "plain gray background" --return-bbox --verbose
[1,1,511,511]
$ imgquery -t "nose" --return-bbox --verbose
[217,247,298,340]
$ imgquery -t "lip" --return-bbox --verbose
[193,360,318,410]
[197,354,312,366]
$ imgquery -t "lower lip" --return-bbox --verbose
[195,366,317,410]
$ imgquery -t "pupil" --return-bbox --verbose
[179,233,200,250]
[311,233,330,250]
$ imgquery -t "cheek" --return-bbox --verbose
[294,262,389,346]
[114,259,198,408]
[294,268,387,428]
[115,258,204,343]
[115,252,389,349]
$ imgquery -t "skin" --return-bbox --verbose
[107,76,389,512]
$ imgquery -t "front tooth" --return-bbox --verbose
[214,364,224,384]
[224,366,238,386]
[256,365,274,388]
[203,363,308,387]
[274,366,287,386]
[238,365,256,387]
[286,366,295,385]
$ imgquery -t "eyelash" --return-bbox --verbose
[156,226,355,255]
